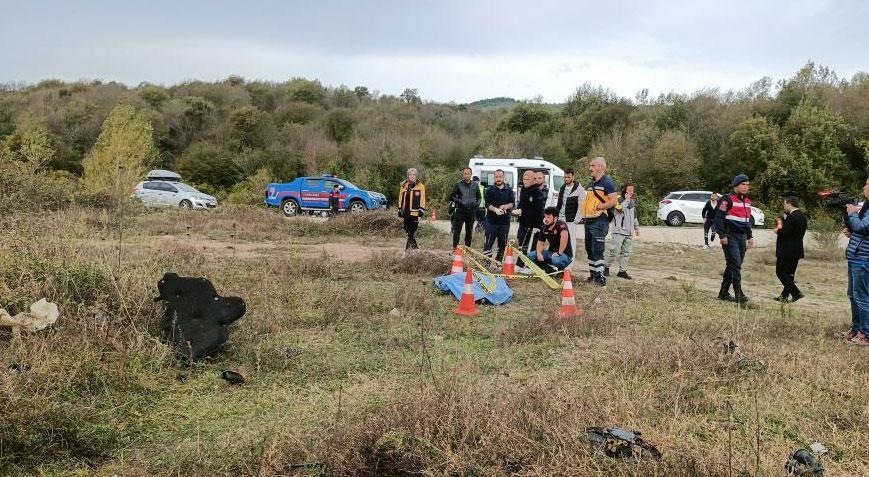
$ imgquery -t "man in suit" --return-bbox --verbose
[774,196,808,303]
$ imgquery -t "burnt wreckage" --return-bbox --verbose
[156,273,246,361]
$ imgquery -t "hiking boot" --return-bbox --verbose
[616,271,632,280]
[603,267,610,277]
[594,276,607,288]
[773,295,790,303]
[790,291,805,303]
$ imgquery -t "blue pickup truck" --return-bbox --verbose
[264,174,387,216]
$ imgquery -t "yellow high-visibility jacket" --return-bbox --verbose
[398,180,426,218]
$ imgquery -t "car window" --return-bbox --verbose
[325,180,342,191]
[159,182,178,193]
[142,182,160,190]
[666,193,682,200]
[175,183,198,193]
[684,193,708,202]
[482,170,513,188]
[304,179,322,189]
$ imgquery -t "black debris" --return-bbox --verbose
[785,449,824,477]
[156,273,246,362]
[221,370,245,385]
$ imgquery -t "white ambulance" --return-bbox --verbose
[468,155,566,207]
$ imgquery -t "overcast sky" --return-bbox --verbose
[1,0,866,102]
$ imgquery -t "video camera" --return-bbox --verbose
[818,189,858,208]
[818,189,859,231]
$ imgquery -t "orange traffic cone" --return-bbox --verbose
[455,268,480,316]
[450,247,465,274]
[502,245,516,277]
[556,268,583,318]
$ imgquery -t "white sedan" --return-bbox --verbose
[657,190,764,227]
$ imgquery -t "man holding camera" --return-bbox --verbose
[774,197,807,303]
[843,177,869,345]
[714,174,755,304]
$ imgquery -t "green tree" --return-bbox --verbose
[286,78,327,104]
[82,104,157,200]
[354,86,370,98]
[644,130,701,195]
[226,106,272,150]
[175,141,241,189]
[324,108,355,142]
[400,88,421,105]
[140,85,169,108]
[500,102,554,134]
[727,116,781,183]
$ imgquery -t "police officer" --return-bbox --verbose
[714,174,755,303]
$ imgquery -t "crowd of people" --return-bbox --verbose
[395,162,869,345]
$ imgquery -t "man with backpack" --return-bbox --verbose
[580,157,618,287]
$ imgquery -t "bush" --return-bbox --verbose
[809,209,844,251]
[225,167,273,205]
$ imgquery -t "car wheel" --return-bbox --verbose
[180,200,193,209]
[349,200,366,213]
[666,211,685,227]
[281,199,299,217]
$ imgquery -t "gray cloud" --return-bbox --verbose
[1,0,866,102]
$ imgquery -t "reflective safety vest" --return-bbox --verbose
[717,193,753,235]
[398,180,427,218]
[478,183,486,208]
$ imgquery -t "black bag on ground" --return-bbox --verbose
[155,273,246,361]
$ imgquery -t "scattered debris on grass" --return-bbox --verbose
[785,447,825,476]
[0,298,59,334]
[584,427,662,460]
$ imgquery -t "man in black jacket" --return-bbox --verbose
[774,196,808,303]
[449,167,482,248]
[514,170,546,263]
[555,168,583,267]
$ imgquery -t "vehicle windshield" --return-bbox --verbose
[338,179,359,189]
[175,183,199,193]
[552,175,564,191]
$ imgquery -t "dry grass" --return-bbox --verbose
[1,206,868,476]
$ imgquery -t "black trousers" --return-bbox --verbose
[776,257,801,298]
[403,217,419,250]
[704,221,716,245]
[451,209,475,248]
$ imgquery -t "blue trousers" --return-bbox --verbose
[529,250,572,270]
[848,260,869,334]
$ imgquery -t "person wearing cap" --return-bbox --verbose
[713,174,755,303]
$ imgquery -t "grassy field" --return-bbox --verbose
[1,206,867,476]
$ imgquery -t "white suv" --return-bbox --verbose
[657,190,764,227]
[133,170,218,210]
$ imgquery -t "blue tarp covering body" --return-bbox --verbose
[433,272,513,305]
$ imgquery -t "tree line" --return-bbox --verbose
[1,62,867,219]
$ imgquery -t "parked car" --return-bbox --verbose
[657,190,765,227]
[133,170,218,210]
[264,174,387,217]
